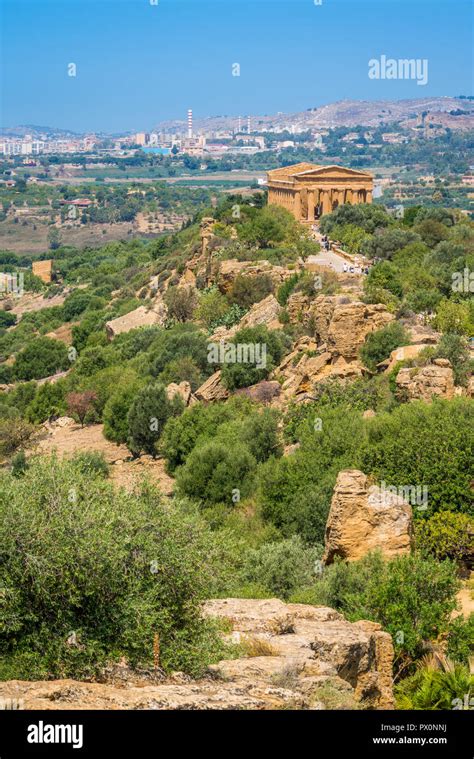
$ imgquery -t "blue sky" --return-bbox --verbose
[1,0,472,132]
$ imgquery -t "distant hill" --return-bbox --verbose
[154,97,474,134]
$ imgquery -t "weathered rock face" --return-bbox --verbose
[323,470,413,565]
[165,381,194,407]
[0,598,394,710]
[195,370,229,402]
[214,259,294,294]
[396,359,455,402]
[286,294,394,361]
[326,301,394,361]
[210,294,282,342]
[106,301,167,340]
[234,380,281,403]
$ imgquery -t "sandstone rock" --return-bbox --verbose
[323,469,413,565]
[396,362,455,402]
[166,381,193,406]
[234,380,281,403]
[326,301,394,360]
[384,343,429,372]
[195,370,229,402]
[209,294,282,342]
[204,598,394,709]
[106,301,167,340]
[215,259,294,295]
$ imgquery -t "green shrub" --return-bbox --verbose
[220,326,289,390]
[161,399,242,472]
[25,382,67,424]
[176,440,256,506]
[70,450,109,478]
[416,512,473,564]
[310,552,460,668]
[14,337,70,381]
[0,311,16,328]
[127,383,183,457]
[240,536,322,600]
[359,398,473,516]
[0,456,233,679]
[446,615,474,667]
[0,418,35,458]
[228,273,274,309]
[103,383,141,444]
[258,407,364,542]
[360,322,410,371]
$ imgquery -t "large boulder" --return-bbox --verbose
[396,359,455,402]
[326,301,394,361]
[210,294,282,342]
[106,301,167,340]
[323,470,413,565]
[195,370,229,402]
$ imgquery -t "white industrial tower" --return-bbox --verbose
[187,109,193,139]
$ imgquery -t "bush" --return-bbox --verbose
[127,383,183,457]
[14,337,70,381]
[0,311,16,328]
[359,399,473,516]
[148,324,212,379]
[446,615,474,667]
[416,512,473,565]
[161,400,241,472]
[310,553,460,668]
[163,286,198,323]
[258,407,364,543]
[0,418,34,458]
[176,440,256,506]
[220,326,289,390]
[240,537,322,600]
[360,322,410,371]
[70,450,109,478]
[0,456,233,679]
[195,288,230,328]
[103,383,141,444]
[228,273,274,309]
[25,382,67,424]
[434,333,471,387]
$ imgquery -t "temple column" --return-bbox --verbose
[321,190,331,215]
[366,189,372,203]
[294,191,301,220]
[307,190,315,221]
[346,189,353,204]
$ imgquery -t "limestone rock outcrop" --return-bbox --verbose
[195,370,229,402]
[214,259,294,294]
[210,294,281,342]
[325,300,394,360]
[106,301,167,340]
[165,381,195,407]
[0,598,394,710]
[323,470,413,565]
[395,359,455,402]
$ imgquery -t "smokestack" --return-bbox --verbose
[247,116,251,134]
[187,109,193,139]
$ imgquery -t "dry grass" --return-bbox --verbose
[240,636,279,658]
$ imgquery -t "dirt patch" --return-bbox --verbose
[37,420,174,495]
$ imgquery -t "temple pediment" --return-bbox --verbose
[293,165,372,181]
